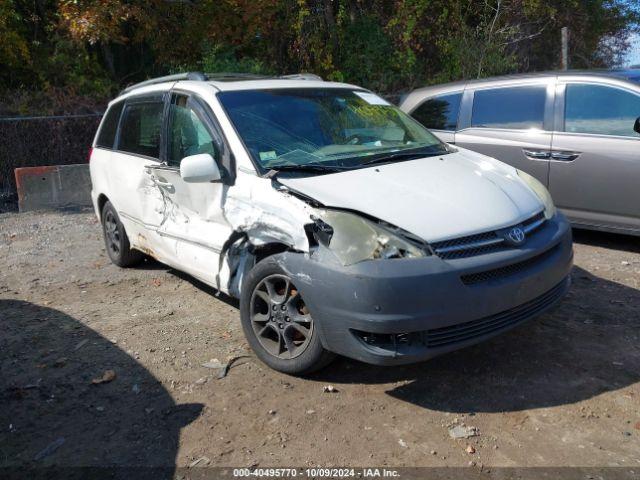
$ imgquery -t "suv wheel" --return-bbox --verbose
[240,255,335,375]
[101,200,143,267]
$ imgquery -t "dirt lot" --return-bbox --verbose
[1,209,639,471]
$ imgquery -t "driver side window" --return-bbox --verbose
[564,83,640,137]
[168,94,217,166]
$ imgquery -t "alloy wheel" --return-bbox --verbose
[104,210,121,256]
[250,274,313,359]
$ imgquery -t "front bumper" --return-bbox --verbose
[281,213,573,366]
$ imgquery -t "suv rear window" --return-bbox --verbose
[117,100,164,158]
[95,101,124,149]
[411,93,462,131]
[471,86,546,130]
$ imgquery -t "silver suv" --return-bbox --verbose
[400,70,640,236]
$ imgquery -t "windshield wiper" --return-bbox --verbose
[265,164,346,177]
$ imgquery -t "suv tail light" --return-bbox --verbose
[87,147,93,163]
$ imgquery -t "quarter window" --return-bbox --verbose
[117,100,164,158]
[565,84,640,137]
[471,86,547,130]
[95,101,124,149]
[168,95,217,166]
[411,93,462,131]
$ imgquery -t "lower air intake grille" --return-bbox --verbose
[461,245,558,286]
[424,279,566,348]
[352,278,567,352]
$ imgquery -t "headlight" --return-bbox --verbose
[311,210,429,266]
[517,169,556,219]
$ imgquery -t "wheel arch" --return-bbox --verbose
[253,242,295,264]
[226,239,301,299]
[97,193,110,219]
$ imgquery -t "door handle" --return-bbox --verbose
[550,151,580,161]
[155,179,174,188]
[523,149,551,159]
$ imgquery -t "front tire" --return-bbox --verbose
[240,255,335,375]
[101,200,143,267]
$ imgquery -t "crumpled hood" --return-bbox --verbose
[278,149,544,243]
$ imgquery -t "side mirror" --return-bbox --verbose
[634,117,640,135]
[180,153,221,183]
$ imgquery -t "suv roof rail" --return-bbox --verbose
[120,71,324,95]
[205,72,270,81]
[279,73,323,81]
[120,72,207,95]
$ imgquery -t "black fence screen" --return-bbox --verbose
[0,113,103,205]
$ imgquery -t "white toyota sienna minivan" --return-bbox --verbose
[90,72,573,374]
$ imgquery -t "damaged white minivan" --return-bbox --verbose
[90,72,573,374]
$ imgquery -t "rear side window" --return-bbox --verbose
[565,84,640,137]
[472,86,546,130]
[411,93,462,131]
[95,101,124,149]
[117,100,164,158]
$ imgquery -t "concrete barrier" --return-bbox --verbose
[15,164,92,212]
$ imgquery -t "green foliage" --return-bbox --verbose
[335,16,398,91]
[199,43,275,76]
[1,0,639,114]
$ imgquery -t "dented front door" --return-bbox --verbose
[147,92,233,286]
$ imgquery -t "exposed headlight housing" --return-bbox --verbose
[517,169,556,220]
[311,210,429,266]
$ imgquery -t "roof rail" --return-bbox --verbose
[279,73,323,81]
[120,71,325,95]
[205,72,270,81]
[120,72,207,95]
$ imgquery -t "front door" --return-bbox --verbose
[549,82,640,232]
[454,82,555,186]
[146,92,233,287]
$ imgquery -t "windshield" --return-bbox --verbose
[217,88,448,170]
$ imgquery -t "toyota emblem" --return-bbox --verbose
[506,227,526,245]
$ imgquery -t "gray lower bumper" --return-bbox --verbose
[280,213,573,366]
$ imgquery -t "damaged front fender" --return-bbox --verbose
[217,174,318,296]
[223,176,314,252]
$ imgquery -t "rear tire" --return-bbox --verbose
[240,254,335,375]
[101,200,143,267]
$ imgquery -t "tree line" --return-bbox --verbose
[1,0,638,114]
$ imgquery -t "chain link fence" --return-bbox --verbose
[0,113,103,210]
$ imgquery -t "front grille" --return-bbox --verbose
[460,244,558,286]
[352,278,567,352]
[431,211,546,259]
[424,279,566,347]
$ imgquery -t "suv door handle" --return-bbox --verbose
[155,179,174,188]
[523,149,551,159]
[551,151,580,161]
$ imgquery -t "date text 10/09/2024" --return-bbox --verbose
[232,468,401,478]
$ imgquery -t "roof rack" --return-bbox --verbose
[279,73,323,81]
[120,72,207,95]
[120,71,324,95]
[205,72,270,81]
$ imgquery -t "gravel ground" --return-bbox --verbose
[1,210,639,470]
